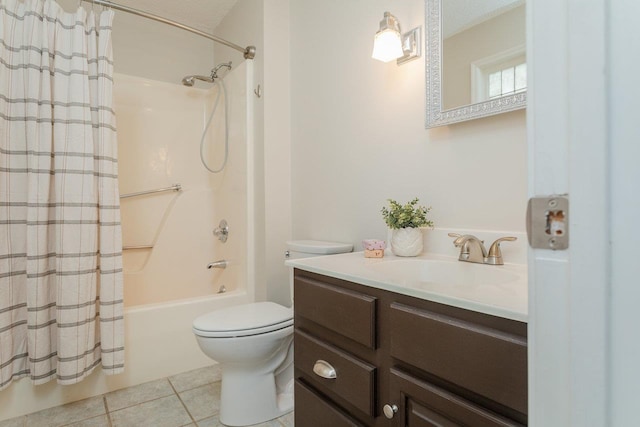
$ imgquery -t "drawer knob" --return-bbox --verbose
[383,404,398,419]
[313,360,337,379]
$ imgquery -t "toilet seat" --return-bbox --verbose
[193,302,293,338]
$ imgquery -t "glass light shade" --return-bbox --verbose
[372,29,403,62]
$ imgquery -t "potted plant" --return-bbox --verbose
[381,198,433,257]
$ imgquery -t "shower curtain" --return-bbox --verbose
[0,0,124,389]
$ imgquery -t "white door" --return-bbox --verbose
[527,0,640,425]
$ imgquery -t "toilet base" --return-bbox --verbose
[218,365,294,426]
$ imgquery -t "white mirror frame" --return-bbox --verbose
[425,0,527,128]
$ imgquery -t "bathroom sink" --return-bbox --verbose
[286,252,528,321]
[366,259,520,288]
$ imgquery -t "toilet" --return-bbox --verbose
[192,240,353,426]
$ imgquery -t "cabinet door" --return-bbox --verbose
[295,274,377,349]
[390,302,527,416]
[295,330,376,416]
[295,380,365,427]
[388,369,525,427]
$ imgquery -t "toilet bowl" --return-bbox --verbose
[193,302,294,426]
[192,240,353,426]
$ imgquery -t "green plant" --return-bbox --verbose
[381,198,433,230]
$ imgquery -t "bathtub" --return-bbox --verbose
[0,290,253,421]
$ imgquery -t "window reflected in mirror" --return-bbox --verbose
[442,0,526,111]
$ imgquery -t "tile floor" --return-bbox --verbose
[0,365,294,427]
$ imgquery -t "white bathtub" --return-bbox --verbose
[0,290,253,421]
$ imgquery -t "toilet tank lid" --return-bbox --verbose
[286,240,353,255]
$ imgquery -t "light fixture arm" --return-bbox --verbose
[397,26,421,65]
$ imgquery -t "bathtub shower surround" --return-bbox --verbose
[0,0,124,390]
[117,61,252,306]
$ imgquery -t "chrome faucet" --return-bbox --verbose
[486,237,518,265]
[449,233,517,265]
[207,260,228,269]
[450,233,487,263]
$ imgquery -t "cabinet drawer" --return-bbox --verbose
[295,380,364,427]
[295,330,376,417]
[295,274,377,348]
[390,302,527,415]
[390,369,524,427]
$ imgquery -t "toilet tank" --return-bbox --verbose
[285,240,353,306]
[286,240,353,260]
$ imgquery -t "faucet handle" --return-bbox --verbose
[448,233,470,258]
[486,237,518,265]
[448,233,462,245]
[213,219,229,243]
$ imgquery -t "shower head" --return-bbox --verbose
[181,75,215,87]
[181,76,195,86]
[181,62,232,87]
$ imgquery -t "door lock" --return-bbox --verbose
[526,196,569,250]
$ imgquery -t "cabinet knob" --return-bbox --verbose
[383,404,398,419]
[312,360,337,379]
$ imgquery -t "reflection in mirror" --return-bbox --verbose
[425,0,527,128]
[443,1,526,110]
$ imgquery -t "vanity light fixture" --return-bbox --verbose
[372,12,422,65]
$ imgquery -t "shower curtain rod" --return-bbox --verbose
[91,0,256,59]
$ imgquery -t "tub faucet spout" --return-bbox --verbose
[207,260,228,269]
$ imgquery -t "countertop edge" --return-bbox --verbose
[287,252,528,323]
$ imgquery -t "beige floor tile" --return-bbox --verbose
[109,395,192,427]
[0,417,26,427]
[197,414,286,427]
[254,420,282,427]
[169,365,222,393]
[195,416,222,427]
[278,411,294,427]
[25,397,105,427]
[105,378,174,411]
[178,382,221,421]
[64,415,110,427]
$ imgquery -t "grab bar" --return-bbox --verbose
[123,245,153,250]
[120,184,182,199]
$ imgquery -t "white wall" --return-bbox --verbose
[213,0,268,302]
[57,0,215,83]
[262,1,292,306]
[214,1,293,306]
[290,0,527,254]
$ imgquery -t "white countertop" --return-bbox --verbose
[286,251,528,322]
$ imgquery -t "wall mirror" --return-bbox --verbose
[425,0,526,128]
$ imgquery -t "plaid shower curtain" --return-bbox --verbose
[0,0,124,389]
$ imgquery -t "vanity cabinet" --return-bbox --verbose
[293,269,528,427]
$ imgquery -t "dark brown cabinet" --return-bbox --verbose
[294,269,527,427]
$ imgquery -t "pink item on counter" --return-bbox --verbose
[362,239,386,250]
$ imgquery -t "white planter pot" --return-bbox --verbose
[390,227,423,257]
